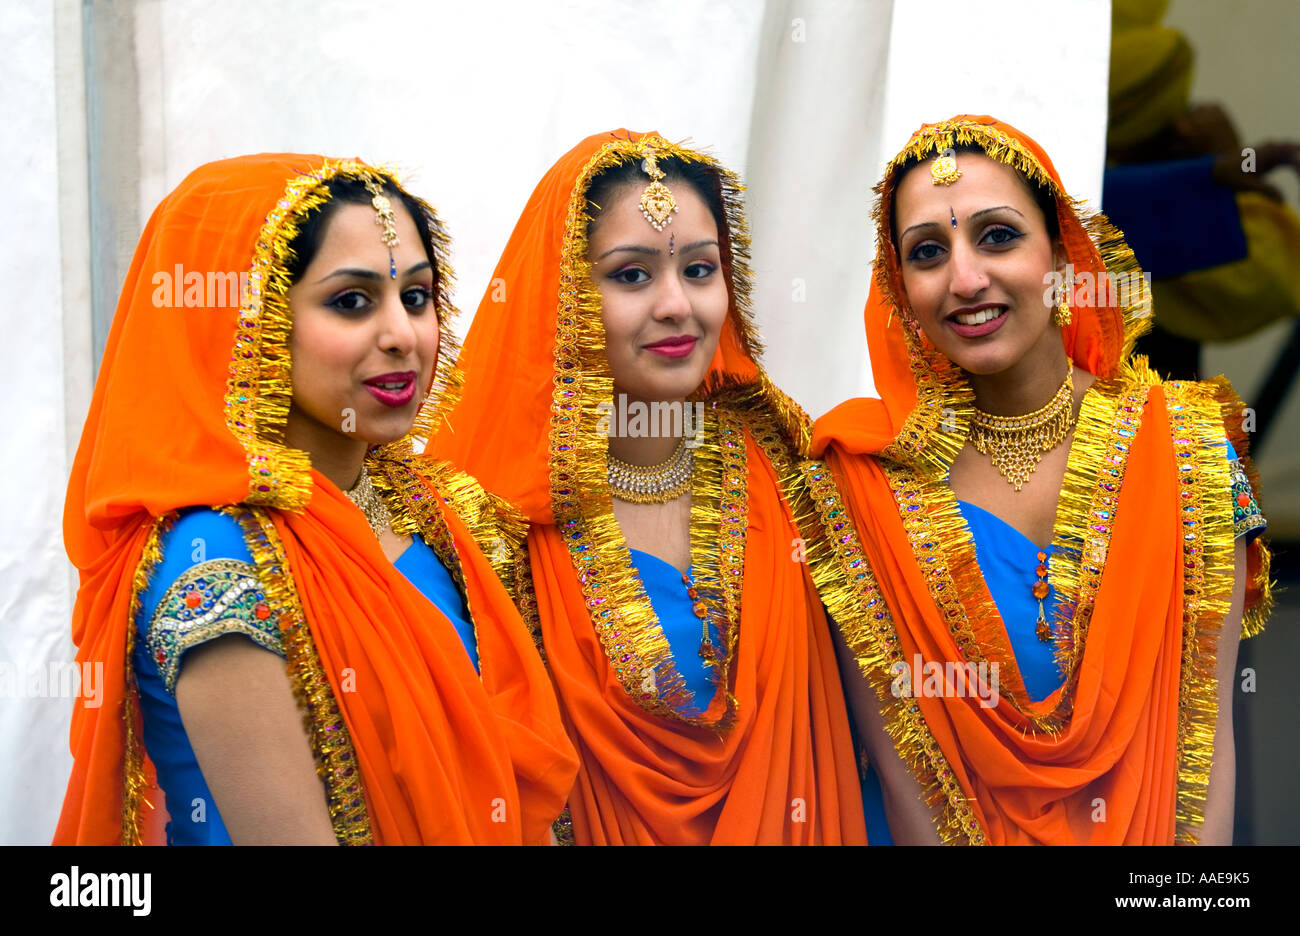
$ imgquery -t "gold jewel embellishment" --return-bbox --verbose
[795,461,987,844]
[606,437,693,503]
[638,150,678,231]
[345,465,392,538]
[931,150,962,186]
[970,361,1075,491]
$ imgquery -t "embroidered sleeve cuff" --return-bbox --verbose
[145,558,283,695]
[1229,457,1267,540]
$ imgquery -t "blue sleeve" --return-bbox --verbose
[1102,156,1248,279]
[136,508,283,695]
[1222,441,1267,543]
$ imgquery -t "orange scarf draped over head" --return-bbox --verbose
[809,115,1272,845]
[431,130,866,844]
[57,154,576,845]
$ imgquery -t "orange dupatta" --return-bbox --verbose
[808,116,1273,845]
[431,131,866,844]
[56,154,576,845]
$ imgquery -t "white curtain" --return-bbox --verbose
[0,0,1110,843]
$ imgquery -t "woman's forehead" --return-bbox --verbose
[894,153,1035,224]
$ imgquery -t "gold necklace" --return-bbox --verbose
[969,361,1075,491]
[345,465,391,538]
[607,438,693,504]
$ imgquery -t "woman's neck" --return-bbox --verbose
[605,391,689,466]
[966,331,1071,416]
[284,406,369,492]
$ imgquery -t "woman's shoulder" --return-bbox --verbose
[136,507,282,694]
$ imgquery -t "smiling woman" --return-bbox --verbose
[431,130,867,844]
[54,155,577,845]
[809,116,1272,845]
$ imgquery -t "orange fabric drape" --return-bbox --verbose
[431,130,865,844]
[810,115,1270,844]
[56,153,575,845]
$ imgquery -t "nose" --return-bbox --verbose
[947,240,989,299]
[653,269,692,323]
[375,289,418,357]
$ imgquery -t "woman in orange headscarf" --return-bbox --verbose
[807,116,1271,846]
[431,131,865,844]
[56,154,576,845]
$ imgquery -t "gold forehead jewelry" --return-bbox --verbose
[638,150,679,232]
[969,361,1075,491]
[363,178,400,279]
[931,151,962,186]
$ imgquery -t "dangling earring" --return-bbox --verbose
[1053,282,1072,327]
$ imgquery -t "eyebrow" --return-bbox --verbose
[595,239,718,261]
[314,260,433,284]
[900,206,1026,241]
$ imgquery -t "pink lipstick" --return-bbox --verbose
[362,371,417,407]
[644,335,697,359]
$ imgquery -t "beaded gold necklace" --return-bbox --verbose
[969,361,1075,491]
[606,437,693,504]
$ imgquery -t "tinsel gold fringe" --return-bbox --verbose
[120,513,172,845]
[1167,381,1236,843]
[795,461,986,845]
[1204,376,1275,638]
[225,159,463,514]
[222,506,374,845]
[1046,369,1155,679]
[510,540,547,660]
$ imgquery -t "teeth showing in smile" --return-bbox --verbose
[375,382,408,391]
[952,307,1004,326]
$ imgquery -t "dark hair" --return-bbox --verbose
[284,175,440,288]
[888,141,1059,250]
[585,155,728,242]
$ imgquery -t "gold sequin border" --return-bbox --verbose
[1165,381,1235,843]
[797,462,986,845]
[223,506,374,845]
[120,513,173,845]
[1046,371,1154,678]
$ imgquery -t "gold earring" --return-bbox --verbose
[1053,283,1072,327]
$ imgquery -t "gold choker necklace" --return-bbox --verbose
[345,466,391,538]
[970,361,1075,491]
[607,438,693,504]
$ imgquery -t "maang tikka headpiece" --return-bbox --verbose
[931,147,962,186]
[638,145,679,232]
[363,177,401,278]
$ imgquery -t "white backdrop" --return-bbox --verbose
[0,0,1109,843]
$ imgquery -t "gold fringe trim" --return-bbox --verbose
[222,506,374,845]
[120,514,172,845]
[1047,368,1155,678]
[1204,376,1275,638]
[368,454,531,675]
[796,461,986,845]
[1166,381,1236,843]
[224,158,463,514]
